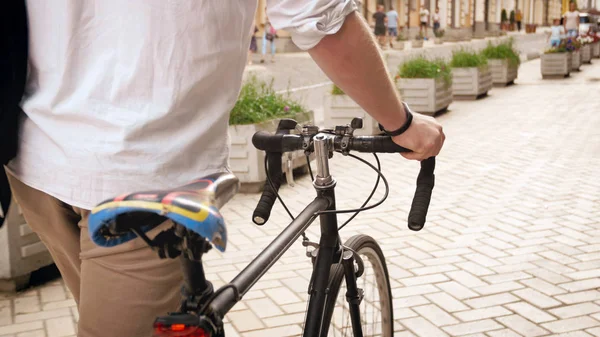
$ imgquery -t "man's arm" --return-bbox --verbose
[308,12,444,160]
[266,3,444,160]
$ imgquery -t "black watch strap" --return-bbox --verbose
[379,102,414,137]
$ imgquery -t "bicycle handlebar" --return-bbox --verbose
[250,131,435,231]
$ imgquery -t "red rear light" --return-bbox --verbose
[153,322,209,337]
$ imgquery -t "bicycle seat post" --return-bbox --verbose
[178,228,214,312]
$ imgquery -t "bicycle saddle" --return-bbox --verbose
[88,172,239,252]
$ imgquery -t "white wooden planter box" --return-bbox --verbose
[489,59,519,86]
[412,40,424,48]
[1,200,53,291]
[592,42,600,58]
[434,38,443,45]
[324,95,380,136]
[393,41,405,50]
[581,44,592,64]
[571,50,582,71]
[397,78,452,116]
[229,111,314,191]
[451,66,492,100]
[541,53,572,79]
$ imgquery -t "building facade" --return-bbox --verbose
[254,0,585,36]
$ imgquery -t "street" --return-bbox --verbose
[2,47,600,337]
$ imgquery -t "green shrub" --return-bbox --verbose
[501,9,508,23]
[229,74,305,125]
[434,29,445,38]
[450,49,488,68]
[509,10,515,23]
[396,56,452,87]
[481,39,521,67]
[331,84,345,95]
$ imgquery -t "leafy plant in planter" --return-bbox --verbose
[481,39,520,85]
[229,74,304,125]
[481,39,521,67]
[397,56,452,86]
[396,33,407,42]
[509,10,516,30]
[229,74,312,186]
[542,40,573,78]
[450,50,492,99]
[450,49,488,68]
[415,32,425,40]
[434,29,445,38]
[395,56,453,115]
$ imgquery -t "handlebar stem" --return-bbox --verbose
[313,134,334,188]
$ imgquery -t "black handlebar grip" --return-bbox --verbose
[350,136,411,153]
[252,152,283,225]
[252,131,303,152]
[252,132,284,152]
[408,157,436,231]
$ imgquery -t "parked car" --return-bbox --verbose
[579,13,600,35]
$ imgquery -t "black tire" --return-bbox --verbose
[320,235,394,337]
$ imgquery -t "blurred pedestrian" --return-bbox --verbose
[432,7,441,35]
[516,10,523,31]
[420,7,430,39]
[563,2,580,37]
[550,18,565,47]
[248,21,258,65]
[373,5,387,47]
[386,6,399,48]
[261,17,277,63]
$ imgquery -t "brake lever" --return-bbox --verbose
[285,152,295,187]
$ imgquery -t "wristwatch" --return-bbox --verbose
[378,102,414,137]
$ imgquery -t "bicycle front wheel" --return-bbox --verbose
[321,234,394,337]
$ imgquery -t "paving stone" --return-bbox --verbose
[401,317,449,337]
[513,288,562,309]
[425,293,470,312]
[505,302,557,323]
[464,293,519,309]
[549,303,600,319]
[542,316,600,334]
[442,319,503,336]
[453,306,512,322]
[45,317,75,337]
[497,314,549,337]
[413,304,459,326]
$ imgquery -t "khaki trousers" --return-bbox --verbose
[7,172,182,337]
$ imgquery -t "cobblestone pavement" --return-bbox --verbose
[2,55,600,336]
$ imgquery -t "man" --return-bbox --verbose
[6,1,444,336]
[432,7,442,36]
[373,4,388,47]
[563,2,580,37]
[515,9,523,32]
[386,6,400,48]
[420,6,430,39]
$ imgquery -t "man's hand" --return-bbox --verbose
[308,12,446,161]
[392,113,445,161]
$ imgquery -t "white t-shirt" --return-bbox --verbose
[551,25,566,39]
[564,10,580,31]
[432,13,441,23]
[420,9,430,23]
[9,0,357,209]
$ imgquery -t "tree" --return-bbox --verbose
[501,9,508,23]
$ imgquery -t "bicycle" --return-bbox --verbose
[88,117,436,337]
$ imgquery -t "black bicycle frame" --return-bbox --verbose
[175,135,366,337]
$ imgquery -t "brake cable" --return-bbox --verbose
[264,149,388,233]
